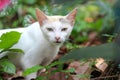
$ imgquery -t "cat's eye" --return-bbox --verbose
[61,28,67,31]
[47,28,53,31]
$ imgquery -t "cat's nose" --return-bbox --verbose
[55,37,60,40]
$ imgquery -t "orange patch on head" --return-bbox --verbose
[47,16,65,23]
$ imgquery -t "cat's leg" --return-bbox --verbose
[20,47,44,80]
[21,56,39,80]
[22,62,37,80]
[38,58,54,74]
[41,57,54,66]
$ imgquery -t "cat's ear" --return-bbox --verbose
[36,8,48,26]
[66,8,77,26]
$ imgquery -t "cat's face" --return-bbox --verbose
[41,16,73,44]
[36,8,77,45]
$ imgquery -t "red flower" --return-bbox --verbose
[0,0,11,11]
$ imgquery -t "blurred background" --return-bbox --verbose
[1,0,120,79]
[0,0,119,45]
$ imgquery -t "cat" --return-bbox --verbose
[0,8,77,80]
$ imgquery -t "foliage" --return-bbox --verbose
[0,31,21,52]
[60,43,115,61]
[0,59,16,74]
[71,0,114,43]
[65,42,81,50]
[102,33,117,43]
[23,65,44,76]
[0,0,18,17]
[23,61,63,76]
[0,0,114,43]
[0,31,22,79]
[23,61,75,79]
[76,74,91,79]
[0,76,3,80]
[0,0,116,79]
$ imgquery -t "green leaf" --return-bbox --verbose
[0,31,21,51]
[0,76,3,80]
[48,62,64,75]
[76,74,91,79]
[46,61,64,69]
[0,59,16,74]
[36,76,47,80]
[63,68,75,73]
[22,0,37,5]
[23,65,44,76]
[59,43,116,61]
[5,49,24,53]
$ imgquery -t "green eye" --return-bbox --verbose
[61,28,67,31]
[47,28,53,31]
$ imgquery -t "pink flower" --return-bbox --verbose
[0,0,11,11]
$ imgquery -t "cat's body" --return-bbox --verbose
[0,8,77,80]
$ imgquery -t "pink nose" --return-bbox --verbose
[55,37,60,40]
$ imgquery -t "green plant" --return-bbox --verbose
[0,59,16,74]
[65,42,83,51]
[60,43,115,61]
[0,31,23,79]
[76,74,91,79]
[23,61,75,80]
[0,76,3,80]
[102,34,117,43]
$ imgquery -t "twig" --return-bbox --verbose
[91,74,119,80]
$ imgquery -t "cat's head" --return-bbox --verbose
[36,8,77,45]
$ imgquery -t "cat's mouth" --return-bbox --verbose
[55,41,62,43]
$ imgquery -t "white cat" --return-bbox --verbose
[0,8,77,80]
